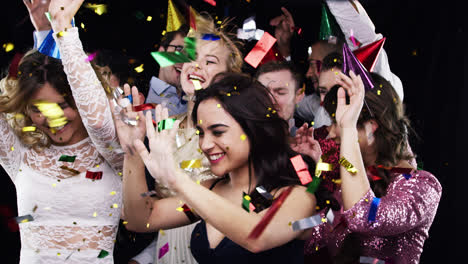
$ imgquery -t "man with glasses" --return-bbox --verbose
[145,25,189,117]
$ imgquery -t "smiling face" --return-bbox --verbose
[257,69,304,121]
[196,98,250,177]
[181,40,230,94]
[28,82,88,146]
[159,33,186,87]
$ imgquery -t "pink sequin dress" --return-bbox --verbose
[307,128,442,264]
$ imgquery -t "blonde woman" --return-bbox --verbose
[0,1,123,263]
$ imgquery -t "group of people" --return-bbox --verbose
[1,0,441,264]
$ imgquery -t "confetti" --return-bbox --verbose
[368,197,380,222]
[86,171,103,180]
[290,155,313,185]
[2,43,14,52]
[349,29,361,47]
[244,32,276,68]
[97,249,109,258]
[134,64,144,73]
[159,242,169,259]
[84,3,107,15]
[22,126,36,132]
[255,186,274,200]
[58,155,76,162]
[147,16,153,21]
[192,80,202,90]
[338,157,358,174]
[60,165,80,175]
[133,103,155,112]
[242,192,253,212]
[110,191,117,195]
[315,157,333,177]
[201,33,220,41]
[248,186,293,239]
[85,52,98,62]
[240,134,247,141]
[157,118,176,132]
[180,159,202,170]
[305,176,322,194]
[151,51,191,68]
[203,0,216,6]
[15,214,34,224]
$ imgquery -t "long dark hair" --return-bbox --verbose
[192,72,339,212]
[323,72,414,197]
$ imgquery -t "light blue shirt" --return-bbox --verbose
[145,76,187,117]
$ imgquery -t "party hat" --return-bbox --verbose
[167,0,186,32]
[353,37,386,72]
[342,43,374,91]
[37,18,75,59]
[319,3,344,43]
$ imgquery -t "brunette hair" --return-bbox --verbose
[192,72,339,211]
[254,61,304,91]
[323,72,414,197]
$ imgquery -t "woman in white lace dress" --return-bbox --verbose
[0,1,123,263]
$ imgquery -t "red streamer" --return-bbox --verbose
[248,186,293,239]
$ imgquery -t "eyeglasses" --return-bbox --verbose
[309,59,322,73]
[166,45,184,52]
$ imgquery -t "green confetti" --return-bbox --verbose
[151,51,191,68]
[97,250,109,258]
[306,176,322,194]
[44,12,52,22]
[157,118,177,132]
[184,37,196,60]
[58,155,76,162]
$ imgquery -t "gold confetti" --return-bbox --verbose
[112,203,118,208]
[266,114,270,117]
[134,64,144,73]
[377,90,381,95]
[32,205,38,212]
[93,212,97,217]
[338,157,358,174]
[227,93,231,96]
[84,3,107,15]
[198,120,202,124]
[123,221,128,225]
[146,223,150,228]
[57,253,61,256]
[161,30,166,36]
[10,146,14,151]
[110,191,116,195]
[217,104,221,108]
[196,180,201,185]
[311,121,315,126]
[321,218,327,223]
[118,172,122,176]
[52,183,57,187]
[80,22,85,29]
[196,130,200,135]
[240,134,246,141]
[159,229,166,236]
[272,110,276,114]
[3,43,14,52]
[146,16,152,21]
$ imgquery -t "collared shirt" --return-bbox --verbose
[145,76,187,117]
[295,93,332,129]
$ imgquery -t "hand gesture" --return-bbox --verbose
[269,7,295,48]
[334,71,365,129]
[134,105,182,188]
[48,0,84,32]
[23,0,51,31]
[291,123,322,163]
[110,84,146,155]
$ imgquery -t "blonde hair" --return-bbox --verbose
[188,13,243,73]
[0,49,113,151]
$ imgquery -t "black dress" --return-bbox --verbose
[189,178,305,264]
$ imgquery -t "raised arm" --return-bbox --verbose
[133,105,317,253]
[0,112,24,182]
[326,0,404,100]
[49,0,123,172]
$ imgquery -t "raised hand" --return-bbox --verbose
[110,84,146,155]
[48,0,84,32]
[23,0,51,31]
[269,7,295,55]
[334,71,365,129]
[133,104,182,188]
[291,123,322,163]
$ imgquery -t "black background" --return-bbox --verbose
[1,0,465,263]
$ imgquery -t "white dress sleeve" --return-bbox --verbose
[326,0,404,101]
[0,113,24,182]
[54,27,124,174]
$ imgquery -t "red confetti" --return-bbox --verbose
[290,155,313,185]
[248,186,293,239]
[203,0,216,6]
[244,32,277,68]
[85,51,98,62]
[133,103,155,112]
[86,171,103,180]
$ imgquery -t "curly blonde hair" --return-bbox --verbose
[0,50,113,151]
[188,13,244,73]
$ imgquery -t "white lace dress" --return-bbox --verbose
[0,27,124,264]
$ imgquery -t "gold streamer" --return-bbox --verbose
[338,157,358,174]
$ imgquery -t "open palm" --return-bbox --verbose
[334,71,365,129]
[291,123,322,163]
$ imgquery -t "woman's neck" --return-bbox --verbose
[228,162,256,191]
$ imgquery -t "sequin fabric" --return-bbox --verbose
[314,126,341,193]
[305,170,442,264]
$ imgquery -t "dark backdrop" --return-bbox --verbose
[1,0,465,263]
